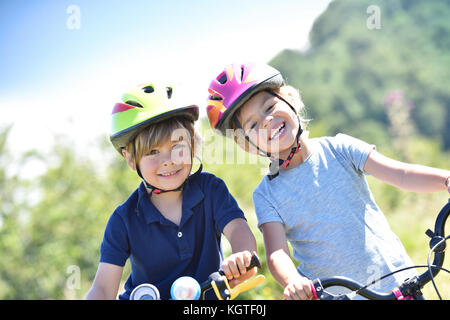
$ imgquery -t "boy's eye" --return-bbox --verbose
[148,149,159,156]
[266,104,274,113]
[173,142,189,150]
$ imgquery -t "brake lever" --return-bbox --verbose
[311,279,351,300]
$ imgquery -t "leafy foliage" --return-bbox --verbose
[270,0,450,150]
[1,0,449,300]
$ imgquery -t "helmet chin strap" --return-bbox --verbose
[267,123,302,180]
[132,141,202,195]
[234,89,303,180]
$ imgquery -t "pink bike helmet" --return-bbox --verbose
[206,63,284,135]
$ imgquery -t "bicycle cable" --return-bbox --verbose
[427,235,450,300]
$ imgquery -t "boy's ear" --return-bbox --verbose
[122,148,137,171]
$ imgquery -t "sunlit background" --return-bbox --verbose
[0,0,331,156]
[0,0,449,300]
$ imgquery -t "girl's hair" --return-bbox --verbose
[230,85,309,151]
[276,85,307,125]
[125,116,201,164]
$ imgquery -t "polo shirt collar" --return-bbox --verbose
[137,177,204,226]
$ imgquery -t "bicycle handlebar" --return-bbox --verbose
[311,200,450,300]
[132,252,264,300]
[200,252,264,300]
[219,251,262,277]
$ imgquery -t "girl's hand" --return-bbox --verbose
[221,250,257,288]
[283,275,315,300]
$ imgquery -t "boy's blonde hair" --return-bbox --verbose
[125,117,201,165]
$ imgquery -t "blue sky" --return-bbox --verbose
[0,0,332,157]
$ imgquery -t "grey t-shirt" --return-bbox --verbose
[253,133,416,295]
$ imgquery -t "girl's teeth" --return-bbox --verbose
[271,123,285,140]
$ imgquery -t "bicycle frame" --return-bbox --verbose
[311,199,450,300]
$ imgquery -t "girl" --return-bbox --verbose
[86,82,257,300]
[206,63,450,299]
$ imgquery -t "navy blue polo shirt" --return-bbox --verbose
[99,172,246,300]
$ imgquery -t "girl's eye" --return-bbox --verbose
[245,121,257,134]
[148,149,159,156]
[266,104,274,113]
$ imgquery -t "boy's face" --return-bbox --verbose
[136,136,192,191]
[238,90,299,156]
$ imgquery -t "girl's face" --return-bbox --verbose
[138,137,192,191]
[238,90,299,155]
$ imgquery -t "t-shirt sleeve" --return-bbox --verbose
[99,210,130,267]
[253,187,284,229]
[209,175,246,233]
[334,133,376,173]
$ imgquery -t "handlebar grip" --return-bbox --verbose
[230,275,265,300]
[219,252,262,277]
[310,279,320,300]
[248,252,262,270]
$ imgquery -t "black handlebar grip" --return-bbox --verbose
[218,252,262,277]
[247,252,262,270]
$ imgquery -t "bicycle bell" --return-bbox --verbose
[130,283,160,300]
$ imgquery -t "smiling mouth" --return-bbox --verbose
[158,169,182,177]
[270,122,286,140]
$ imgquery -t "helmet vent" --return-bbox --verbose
[209,94,222,101]
[126,101,144,108]
[240,66,245,81]
[217,72,227,84]
[142,85,155,93]
[166,87,173,99]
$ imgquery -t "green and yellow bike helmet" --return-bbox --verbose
[110,82,199,154]
[110,82,200,194]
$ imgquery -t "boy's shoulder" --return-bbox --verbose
[190,171,227,191]
[112,173,228,212]
[194,171,220,182]
[112,186,140,218]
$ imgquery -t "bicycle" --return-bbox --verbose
[130,252,265,300]
[310,199,450,300]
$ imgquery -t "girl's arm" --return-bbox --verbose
[364,150,450,193]
[260,222,313,300]
[222,218,257,286]
[85,262,124,300]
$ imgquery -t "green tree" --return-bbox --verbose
[270,0,450,149]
